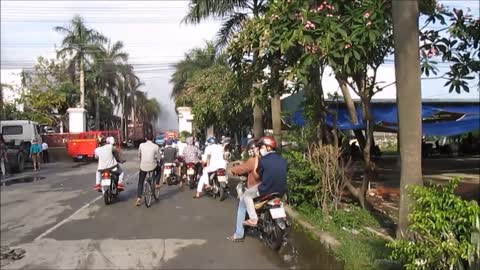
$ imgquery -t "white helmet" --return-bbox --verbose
[106,136,115,145]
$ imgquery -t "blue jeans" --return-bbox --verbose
[235,198,247,238]
[234,185,259,238]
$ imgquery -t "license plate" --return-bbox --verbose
[164,169,171,175]
[101,179,111,186]
[217,175,227,183]
[270,207,287,219]
[78,156,83,159]
[187,169,194,175]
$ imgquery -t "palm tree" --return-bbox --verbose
[91,40,129,129]
[54,15,107,109]
[170,42,223,99]
[392,0,424,237]
[117,64,139,139]
[183,0,269,139]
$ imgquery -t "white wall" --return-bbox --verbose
[177,107,193,134]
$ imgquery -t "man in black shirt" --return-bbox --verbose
[162,140,178,184]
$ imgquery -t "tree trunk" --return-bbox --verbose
[392,0,424,238]
[337,77,367,148]
[271,55,282,151]
[359,96,375,209]
[79,57,85,109]
[95,92,100,131]
[253,104,264,139]
[305,65,329,145]
[271,94,282,151]
[337,78,359,125]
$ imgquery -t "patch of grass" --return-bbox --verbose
[297,205,392,270]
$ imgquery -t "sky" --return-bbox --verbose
[1,0,479,131]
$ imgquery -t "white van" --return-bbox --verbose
[0,120,42,144]
[0,120,43,172]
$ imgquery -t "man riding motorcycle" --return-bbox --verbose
[176,137,187,183]
[227,139,262,242]
[182,137,203,178]
[194,137,226,198]
[136,134,162,206]
[162,140,178,184]
[94,136,125,191]
[228,136,288,242]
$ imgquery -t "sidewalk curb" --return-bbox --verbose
[284,205,341,250]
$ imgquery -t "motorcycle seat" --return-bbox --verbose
[164,163,176,167]
[253,192,282,203]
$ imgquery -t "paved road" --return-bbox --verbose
[1,150,341,269]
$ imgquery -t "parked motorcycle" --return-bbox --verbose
[205,168,228,201]
[163,162,180,186]
[99,168,122,205]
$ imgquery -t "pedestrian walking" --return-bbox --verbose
[30,140,42,171]
[0,134,9,177]
[42,141,49,163]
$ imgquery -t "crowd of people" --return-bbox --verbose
[93,133,288,242]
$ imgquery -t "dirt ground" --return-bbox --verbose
[351,155,480,223]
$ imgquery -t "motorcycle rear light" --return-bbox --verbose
[187,163,195,168]
[102,171,111,178]
[217,169,226,176]
[273,198,282,206]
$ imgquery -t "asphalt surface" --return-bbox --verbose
[0,150,342,269]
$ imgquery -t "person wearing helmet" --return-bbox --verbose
[194,137,226,198]
[227,139,261,242]
[94,135,125,191]
[177,137,187,183]
[162,139,178,184]
[253,136,288,209]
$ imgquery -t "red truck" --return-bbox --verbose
[127,121,153,147]
[67,131,121,162]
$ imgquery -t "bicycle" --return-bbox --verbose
[143,170,161,208]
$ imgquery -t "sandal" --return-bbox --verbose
[227,235,244,242]
[243,220,258,227]
[135,198,142,206]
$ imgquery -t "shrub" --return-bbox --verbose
[388,179,480,270]
[284,149,319,207]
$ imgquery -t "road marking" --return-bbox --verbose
[34,195,102,241]
[34,171,139,241]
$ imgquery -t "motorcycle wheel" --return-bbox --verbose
[103,190,112,205]
[153,180,160,201]
[144,181,153,208]
[218,185,227,201]
[263,212,285,251]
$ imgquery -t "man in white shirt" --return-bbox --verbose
[194,137,227,198]
[94,137,125,191]
[136,134,161,206]
[41,141,49,163]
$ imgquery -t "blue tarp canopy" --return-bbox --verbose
[286,99,480,136]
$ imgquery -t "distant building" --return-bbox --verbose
[177,107,193,134]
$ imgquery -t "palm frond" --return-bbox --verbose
[182,0,249,24]
[215,12,248,50]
